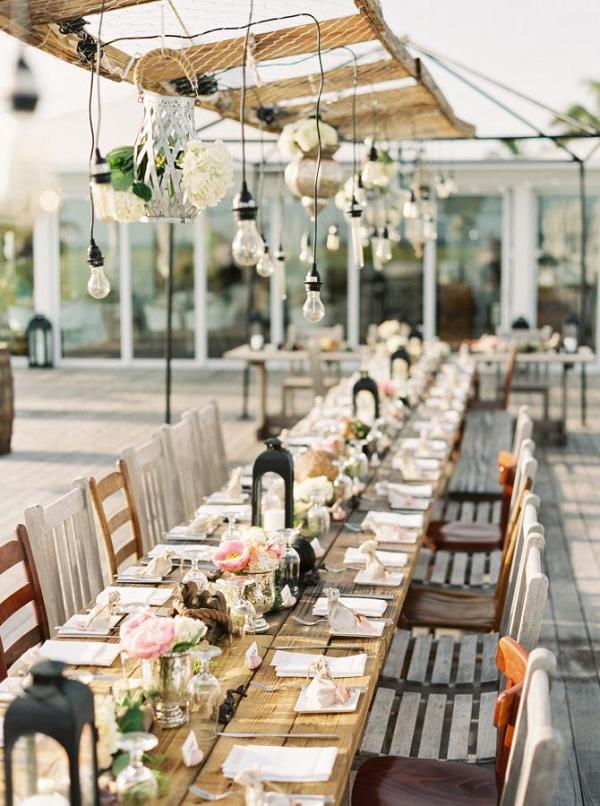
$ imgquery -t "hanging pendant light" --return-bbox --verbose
[361,144,389,190]
[346,196,364,270]
[403,188,420,219]
[232,181,264,267]
[256,238,275,277]
[375,226,392,264]
[299,230,312,263]
[86,238,110,299]
[303,264,325,323]
[326,223,340,251]
[275,244,287,300]
[90,148,115,223]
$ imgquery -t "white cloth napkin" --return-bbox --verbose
[40,640,121,667]
[388,493,430,512]
[354,570,404,587]
[312,596,387,617]
[330,618,385,638]
[148,544,213,561]
[222,745,337,782]
[271,651,367,678]
[363,511,424,529]
[56,613,121,637]
[196,504,251,520]
[97,586,173,608]
[344,547,408,567]
[386,482,433,498]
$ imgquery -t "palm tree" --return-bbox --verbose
[551,79,600,132]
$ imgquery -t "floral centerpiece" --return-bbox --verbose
[294,475,335,534]
[120,612,207,729]
[278,117,339,159]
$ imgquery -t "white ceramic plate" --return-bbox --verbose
[294,686,361,713]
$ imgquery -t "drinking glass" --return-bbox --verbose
[188,645,222,724]
[115,732,158,802]
[227,576,256,637]
[181,547,209,588]
[220,514,241,544]
[276,528,300,597]
[307,491,331,541]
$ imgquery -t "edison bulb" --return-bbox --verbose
[299,231,312,263]
[303,290,325,323]
[232,220,264,267]
[256,242,275,277]
[87,266,111,299]
[326,224,340,251]
[355,175,367,207]
[375,227,392,263]
[403,191,420,220]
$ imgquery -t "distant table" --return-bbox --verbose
[448,409,513,499]
[474,347,595,444]
[224,344,366,439]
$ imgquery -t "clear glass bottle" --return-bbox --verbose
[227,576,256,637]
[188,645,222,725]
[276,528,300,597]
[333,459,353,507]
[307,491,331,540]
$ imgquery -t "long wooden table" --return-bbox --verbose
[0,366,466,805]
[223,344,367,439]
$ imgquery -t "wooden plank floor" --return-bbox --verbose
[1,366,600,803]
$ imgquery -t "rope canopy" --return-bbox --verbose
[0,0,474,140]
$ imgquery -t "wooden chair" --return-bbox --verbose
[402,490,541,632]
[25,479,105,630]
[160,417,205,522]
[0,525,50,679]
[89,463,144,578]
[353,646,563,806]
[366,501,546,741]
[182,400,229,496]
[281,342,338,416]
[121,433,181,554]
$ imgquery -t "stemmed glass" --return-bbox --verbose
[181,547,209,588]
[333,460,353,508]
[276,528,300,597]
[227,576,256,637]
[307,490,331,541]
[220,515,241,544]
[115,732,159,802]
[188,644,222,725]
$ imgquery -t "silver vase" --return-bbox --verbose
[141,651,193,728]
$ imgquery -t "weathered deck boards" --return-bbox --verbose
[1,368,600,804]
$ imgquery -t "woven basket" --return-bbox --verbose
[133,49,199,222]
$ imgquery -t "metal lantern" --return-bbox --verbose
[352,370,380,420]
[251,437,294,528]
[133,49,199,222]
[284,145,343,217]
[26,314,53,368]
[4,660,100,806]
[390,345,411,377]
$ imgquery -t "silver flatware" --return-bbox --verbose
[275,644,365,651]
[188,784,233,801]
[214,731,340,739]
[291,615,328,627]
[249,681,305,692]
[343,523,364,532]
[324,564,362,574]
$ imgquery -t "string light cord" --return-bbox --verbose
[240,0,254,189]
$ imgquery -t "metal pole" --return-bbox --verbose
[578,160,587,345]
[165,222,175,424]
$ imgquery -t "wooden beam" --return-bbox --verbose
[21,0,158,26]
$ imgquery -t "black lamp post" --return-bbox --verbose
[26,314,53,368]
[352,370,380,419]
[4,660,100,805]
[251,437,294,528]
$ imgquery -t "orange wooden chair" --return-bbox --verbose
[0,525,50,680]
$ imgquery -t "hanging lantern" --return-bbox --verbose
[284,132,343,216]
[3,660,99,805]
[26,314,53,368]
[251,438,294,528]
[132,49,199,222]
[352,370,380,421]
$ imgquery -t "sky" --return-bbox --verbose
[0,0,598,164]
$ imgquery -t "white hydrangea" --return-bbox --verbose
[278,118,338,159]
[377,319,401,340]
[113,189,146,223]
[95,694,119,770]
[181,139,234,211]
[173,615,207,647]
[294,475,334,504]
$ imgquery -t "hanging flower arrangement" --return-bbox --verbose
[278,117,339,159]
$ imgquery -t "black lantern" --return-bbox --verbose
[26,314,53,368]
[4,660,100,805]
[352,370,380,419]
[390,345,411,377]
[251,437,294,528]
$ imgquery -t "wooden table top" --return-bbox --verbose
[223,344,367,364]
[473,347,595,364]
[0,389,462,805]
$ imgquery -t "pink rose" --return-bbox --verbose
[120,612,175,660]
[212,539,250,573]
[267,538,283,560]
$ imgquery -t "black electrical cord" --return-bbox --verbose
[239,0,254,188]
[310,15,324,271]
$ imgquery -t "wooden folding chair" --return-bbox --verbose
[160,416,204,522]
[121,433,182,553]
[353,645,563,806]
[0,525,50,679]
[183,400,229,495]
[25,479,105,630]
[89,462,144,578]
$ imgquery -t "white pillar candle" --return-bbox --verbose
[263,508,285,534]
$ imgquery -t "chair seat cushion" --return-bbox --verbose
[428,520,503,552]
[352,756,497,806]
[402,587,496,630]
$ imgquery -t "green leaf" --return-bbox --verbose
[170,641,196,654]
[107,145,134,171]
[118,704,146,733]
[132,182,152,202]
[111,750,130,777]
[111,168,134,191]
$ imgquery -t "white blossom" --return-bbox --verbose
[95,694,119,770]
[278,118,338,159]
[294,475,334,504]
[113,189,146,223]
[173,615,207,647]
[181,139,234,211]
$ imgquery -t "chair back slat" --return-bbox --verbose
[512,405,533,456]
[506,439,537,536]
[506,533,548,651]
[90,462,144,578]
[500,649,564,806]
[160,418,203,521]
[0,525,50,679]
[121,435,180,553]
[24,480,104,630]
[501,347,518,409]
[182,400,229,496]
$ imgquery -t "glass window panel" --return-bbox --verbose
[359,239,423,341]
[536,194,600,344]
[60,198,121,358]
[131,222,195,359]
[436,195,502,341]
[0,222,34,355]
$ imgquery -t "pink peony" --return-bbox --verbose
[212,539,251,573]
[120,612,175,660]
[267,538,283,560]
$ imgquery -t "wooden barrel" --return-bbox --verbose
[0,343,14,455]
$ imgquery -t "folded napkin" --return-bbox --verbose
[56,612,121,637]
[373,526,419,544]
[271,651,366,678]
[363,511,424,530]
[313,596,386,618]
[330,618,386,638]
[76,590,120,630]
[303,658,352,708]
[148,544,213,562]
[97,586,173,609]
[224,466,243,498]
[223,746,338,783]
[40,640,122,667]
[353,568,403,588]
[196,504,251,520]
[121,553,172,580]
[164,526,207,541]
[344,547,408,567]
[386,482,433,498]
[388,493,430,512]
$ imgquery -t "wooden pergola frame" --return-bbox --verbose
[0,0,474,140]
